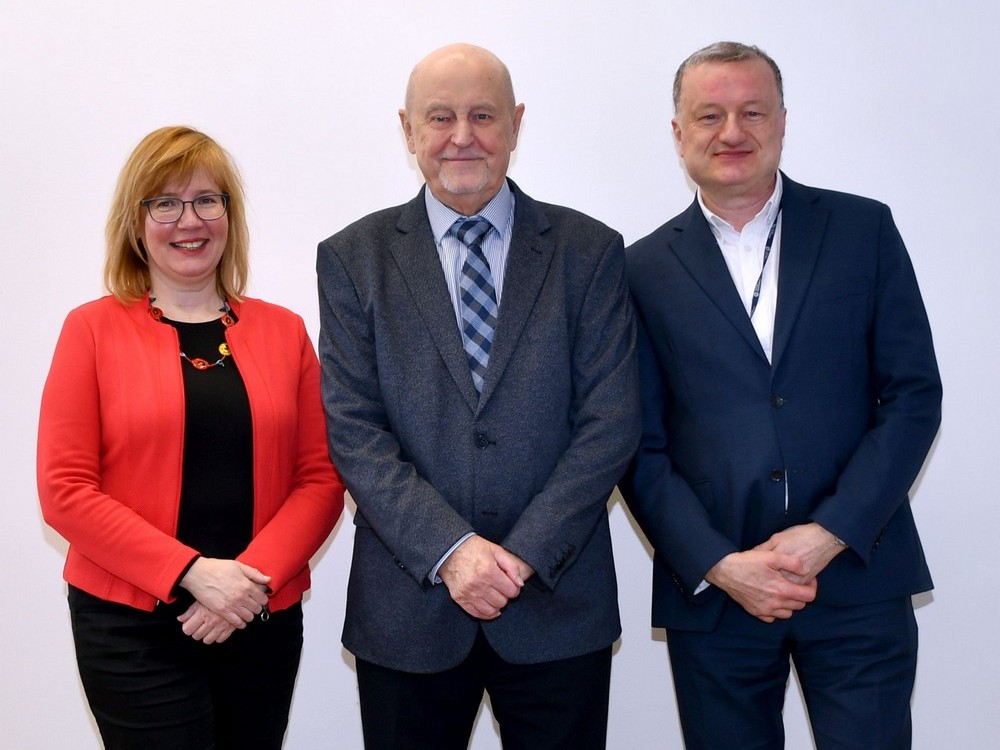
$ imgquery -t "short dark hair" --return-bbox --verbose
[673,41,784,113]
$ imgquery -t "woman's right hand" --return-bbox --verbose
[178,557,271,627]
[177,601,238,644]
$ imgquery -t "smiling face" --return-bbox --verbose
[672,58,786,212]
[400,44,524,216]
[140,166,229,294]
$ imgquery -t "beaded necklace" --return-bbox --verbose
[148,297,236,370]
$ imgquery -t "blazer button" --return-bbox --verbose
[475,432,490,449]
[770,469,784,482]
[770,396,785,408]
[871,527,886,552]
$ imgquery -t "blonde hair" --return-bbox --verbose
[104,125,250,302]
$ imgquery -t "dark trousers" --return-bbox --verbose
[68,586,303,750]
[356,627,612,750]
[667,596,919,750]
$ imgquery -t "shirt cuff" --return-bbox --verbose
[428,532,477,584]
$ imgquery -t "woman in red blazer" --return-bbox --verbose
[37,126,344,750]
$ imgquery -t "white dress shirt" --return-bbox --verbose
[698,173,783,363]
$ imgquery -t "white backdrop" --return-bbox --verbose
[3,1,998,747]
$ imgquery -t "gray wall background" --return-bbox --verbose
[3,1,997,747]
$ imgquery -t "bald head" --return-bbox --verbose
[404,43,516,115]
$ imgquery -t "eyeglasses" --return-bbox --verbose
[141,193,230,224]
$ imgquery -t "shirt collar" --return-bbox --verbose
[425,180,514,244]
[697,172,783,234]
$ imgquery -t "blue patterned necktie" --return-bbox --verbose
[451,216,498,394]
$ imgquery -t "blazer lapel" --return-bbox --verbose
[389,190,480,411]
[771,175,825,371]
[669,199,769,363]
[478,184,553,406]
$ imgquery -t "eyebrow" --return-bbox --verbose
[424,100,499,113]
[693,97,772,109]
[150,189,221,199]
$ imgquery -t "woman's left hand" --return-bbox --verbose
[178,557,271,626]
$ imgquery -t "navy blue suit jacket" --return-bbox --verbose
[318,181,640,670]
[621,174,941,632]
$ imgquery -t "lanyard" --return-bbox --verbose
[749,206,782,318]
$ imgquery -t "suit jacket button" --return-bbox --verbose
[475,432,490,449]
[770,469,784,482]
[771,396,785,408]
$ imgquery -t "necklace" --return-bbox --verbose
[148,296,236,370]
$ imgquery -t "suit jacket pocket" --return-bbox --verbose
[814,276,869,301]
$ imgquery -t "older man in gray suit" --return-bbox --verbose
[317,43,639,750]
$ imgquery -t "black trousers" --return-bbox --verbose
[68,586,303,750]
[356,627,613,750]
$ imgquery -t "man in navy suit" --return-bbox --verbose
[317,43,639,749]
[621,42,941,749]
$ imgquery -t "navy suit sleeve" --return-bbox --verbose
[620,311,739,593]
[808,204,942,562]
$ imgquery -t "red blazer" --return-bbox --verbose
[37,294,344,612]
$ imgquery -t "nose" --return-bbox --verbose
[451,119,474,148]
[719,114,745,144]
[176,201,204,227]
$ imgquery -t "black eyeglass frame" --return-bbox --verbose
[140,193,231,224]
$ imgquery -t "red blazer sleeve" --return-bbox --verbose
[37,304,200,603]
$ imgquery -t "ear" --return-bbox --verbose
[399,109,416,154]
[671,118,683,152]
[509,103,526,150]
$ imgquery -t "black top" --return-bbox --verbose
[165,315,254,561]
